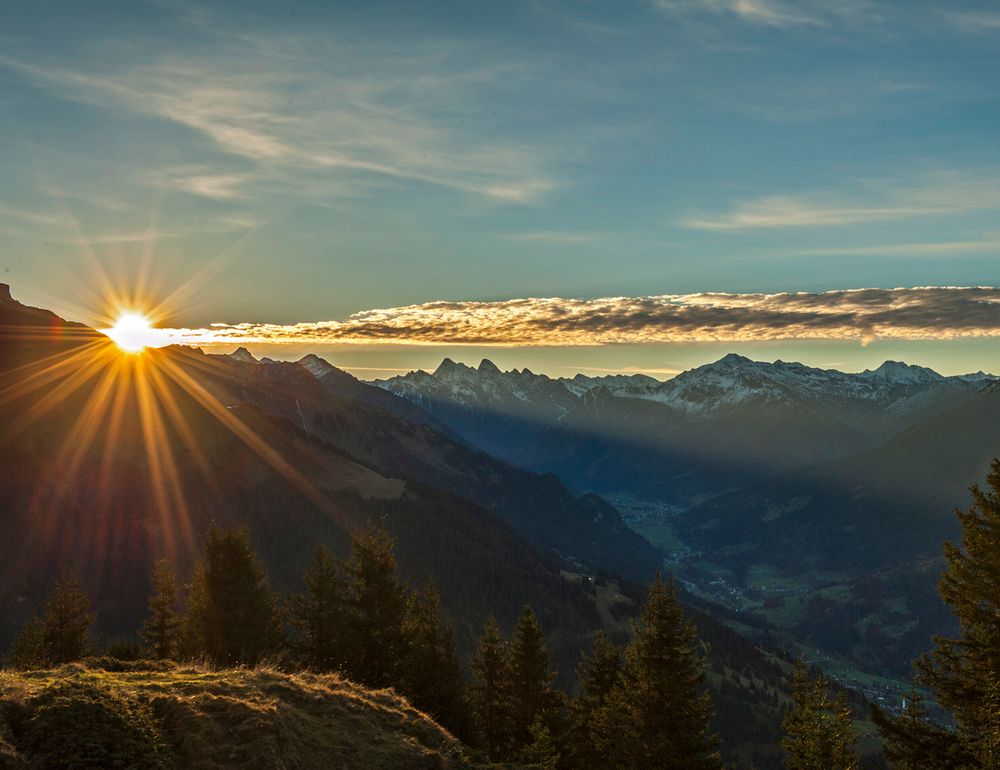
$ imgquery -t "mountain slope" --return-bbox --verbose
[677,381,1000,573]
[199,352,661,580]
[0,351,596,656]
[666,382,1000,675]
[0,286,647,672]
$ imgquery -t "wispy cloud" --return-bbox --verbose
[155,287,1000,347]
[0,29,558,206]
[943,10,1000,33]
[146,168,254,201]
[51,216,262,246]
[684,173,1000,230]
[0,204,77,227]
[648,0,873,28]
[504,230,600,244]
[796,239,1000,257]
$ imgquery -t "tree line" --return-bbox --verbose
[7,458,1000,768]
[4,522,724,768]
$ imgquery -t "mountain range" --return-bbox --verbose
[374,353,1000,676]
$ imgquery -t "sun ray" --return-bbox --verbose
[0,348,113,443]
[135,355,189,558]
[0,339,107,406]
[157,353,345,523]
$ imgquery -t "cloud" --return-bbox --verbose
[648,0,871,28]
[796,239,1000,257]
[157,287,1000,347]
[503,231,599,244]
[944,11,1000,33]
[149,169,254,201]
[684,173,1000,230]
[0,30,557,206]
[0,204,77,227]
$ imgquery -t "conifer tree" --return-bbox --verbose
[341,523,409,688]
[6,615,46,669]
[183,526,281,665]
[873,682,955,769]
[39,568,93,664]
[568,631,622,767]
[781,660,858,770]
[597,574,721,770]
[142,559,182,660]
[400,583,472,739]
[287,544,347,671]
[873,458,1000,766]
[507,606,564,759]
[470,615,512,760]
[522,716,560,770]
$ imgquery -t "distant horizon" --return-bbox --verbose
[9,279,1000,382]
[216,345,1000,383]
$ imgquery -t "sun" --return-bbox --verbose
[104,311,161,353]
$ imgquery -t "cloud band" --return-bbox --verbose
[153,287,1000,347]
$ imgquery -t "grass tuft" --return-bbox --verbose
[0,662,505,769]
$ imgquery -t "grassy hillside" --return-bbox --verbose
[0,661,502,769]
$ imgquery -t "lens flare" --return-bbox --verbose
[104,312,162,353]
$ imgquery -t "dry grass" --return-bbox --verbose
[0,661,506,769]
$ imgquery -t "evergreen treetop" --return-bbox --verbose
[470,614,512,761]
[875,458,1000,767]
[142,559,181,660]
[40,567,93,665]
[781,659,858,770]
[286,544,346,671]
[507,605,564,758]
[183,526,282,665]
[600,574,721,770]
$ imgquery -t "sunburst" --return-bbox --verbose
[1,276,339,571]
[103,311,165,353]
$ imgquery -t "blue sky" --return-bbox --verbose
[2,0,1000,377]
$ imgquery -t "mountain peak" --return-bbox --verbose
[433,357,472,378]
[229,346,257,363]
[716,353,752,367]
[863,360,943,384]
[478,358,501,375]
[298,354,336,378]
[0,283,11,302]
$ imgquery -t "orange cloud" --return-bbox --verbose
[154,287,1000,348]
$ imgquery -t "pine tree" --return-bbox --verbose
[39,568,93,664]
[183,526,281,665]
[6,615,46,669]
[874,458,1000,766]
[470,615,512,760]
[873,682,955,769]
[142,559,181,660]
[507,606,564,759]
[568,631,622,767]
[522,716,560,770]
[400,583,472,739]
[287,544,347,671]
[781,660,858,770]
[341,523,410,688]
[597,574,721,770]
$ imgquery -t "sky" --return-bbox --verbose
[2,0,1000,379]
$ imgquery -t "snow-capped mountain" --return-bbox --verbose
[589,354,994,424]
[375,358,579,462]
[378,352,994,425]
[373,354,996,502]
